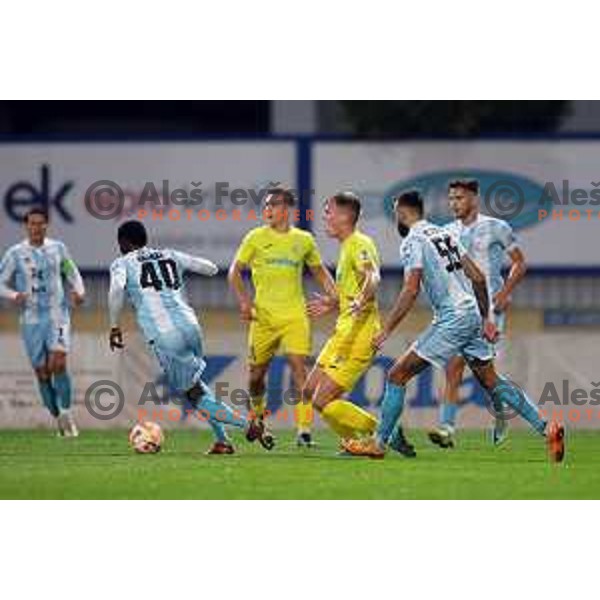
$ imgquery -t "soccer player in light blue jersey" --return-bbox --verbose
[342,191,564,463]
[0,207,85,436]
[108,220,275,454]
[429,179,528,448]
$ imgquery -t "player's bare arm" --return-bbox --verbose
[307,291,338,318]
[310,263,337,299]
[350,261,380,316]
[493,246,527,313]
[461,254,498,343]
[227,259,254,322]
[307,264,338,318]
[373,269,421,350]
[3,290,28,305]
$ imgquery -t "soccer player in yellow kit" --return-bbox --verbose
[228,188,336,447]
[303,192,382,442]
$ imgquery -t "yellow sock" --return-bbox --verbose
[321,399,378,438]
[250,394,267,418]
[295,400,313,434]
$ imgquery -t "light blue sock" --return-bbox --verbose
[53,372,72,411]
[440,403,458,428]
[377,381,406,446]
[194,383,247,429]
[489,390,504,421]
[208,419,229,443]
[38,379,59,418]
[491,376,546,436]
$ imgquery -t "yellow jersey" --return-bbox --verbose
[234,225,322,319]
[335,229,381,335]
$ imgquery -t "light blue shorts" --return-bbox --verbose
[21,319,71,368]
[149,324,206,393]
[412,312,494,369]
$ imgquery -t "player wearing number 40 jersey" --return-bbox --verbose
[0,207,85,437]
[342,191,565,463]
[108,220,275,455]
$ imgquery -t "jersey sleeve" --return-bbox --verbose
[400,237,424,272]
[353,238,379,274]
[60,243,85,296]
[234,231,256,265]
[304,234,323,268]
[171,250,218,276]
[0,247,18,300]
[108,258,127,327]
[496,220,518,251]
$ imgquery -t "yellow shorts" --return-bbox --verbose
[248,314,311,365]
[317,321,380,391]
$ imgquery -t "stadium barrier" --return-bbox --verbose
[1,321,599,429]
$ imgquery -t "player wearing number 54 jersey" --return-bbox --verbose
[108,221,275,454]
[342,191,564,463]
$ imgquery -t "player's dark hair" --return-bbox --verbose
[118,220,148,248]
[23,207,49,224]
[448,179,480,195]
[268,187,296,207]
[394,190,424,217]
[332,191,361,225]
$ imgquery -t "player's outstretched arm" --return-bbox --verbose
[172,251,218,277]
[227,259,254,322]
[494,246,527,313]
[374,269,421,349]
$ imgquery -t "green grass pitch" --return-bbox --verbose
[0,428,597,499]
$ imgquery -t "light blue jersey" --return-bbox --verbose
[400,220,479,323]
[0,238,84,367]
[0,238,84,325]
[444,214,517,300]
[400,220,492,368]
[109,247,218,392]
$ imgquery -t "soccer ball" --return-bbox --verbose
[129,421,163,454]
